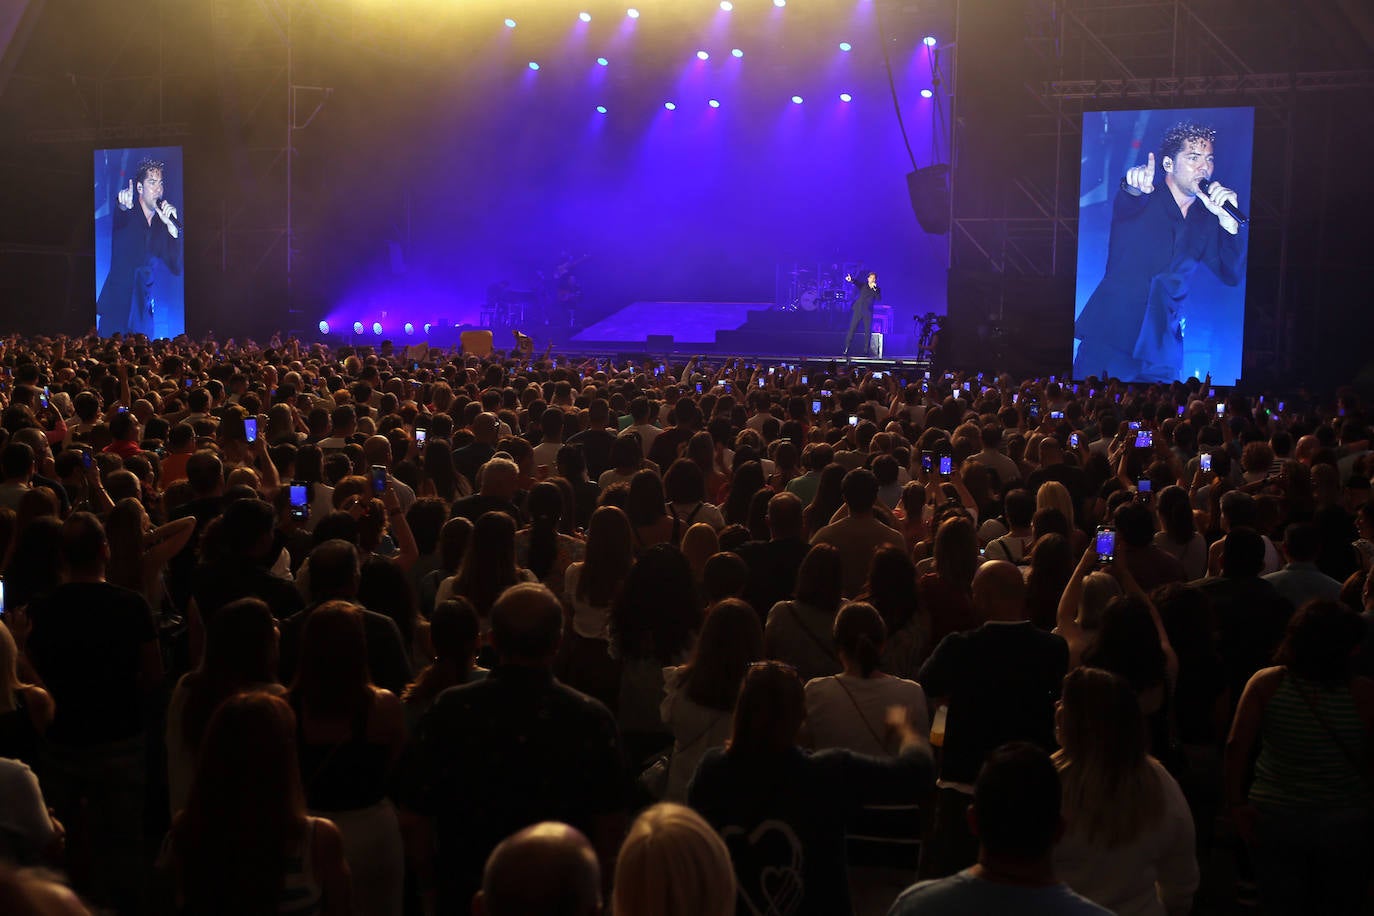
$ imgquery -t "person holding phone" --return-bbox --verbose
[97,158,183,338]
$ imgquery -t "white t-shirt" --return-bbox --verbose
[804,672,929,755]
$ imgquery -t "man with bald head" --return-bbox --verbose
[397,583,625,913]
[473,822,602,916]
[363,434,415,510]
[916,560,1069,880]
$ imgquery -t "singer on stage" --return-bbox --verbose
[842,269,880,357]
[97,158,182,338]
[1073,123,1246,383]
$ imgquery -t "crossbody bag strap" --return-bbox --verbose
[833,676,888,752]
[1291,675,1374,793]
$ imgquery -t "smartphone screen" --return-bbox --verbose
[921,451,934,473]
[1200,453,1213,473]
[939,455,953,476]
[289,482,309,520]
[1050,410,1064,420]
[811,400,821,415]
[370,465,387,495]
[185,378,194,388]
[848,415,859,427]
[1135,430,1153,448]
[1028,405,1040,420]
[757,378,765,388]
[1177,404,1186,417]
[1137,478,1152,494]
[0,577,6,618]
[695,382,704,394]
[244,418,258,443]
[1278,401,1286,412]
[40,386,50,409]
[1095,528,1116,563]
[415,428,427,448]
[1128,421,1142,431]
[1069,432,1080,448]
[801,375,809,385]
[1216,403,1226,417]
[81,449,92,470]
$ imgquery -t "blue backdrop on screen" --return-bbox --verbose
[94,147,185,339]
[1073,108,1253,385]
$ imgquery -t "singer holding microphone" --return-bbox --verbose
[96,158,182,338]
[1073,123,1247,383]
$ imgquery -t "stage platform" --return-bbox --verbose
[570,300,773,347]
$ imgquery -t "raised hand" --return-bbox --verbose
[117,180,134,211]
[1124,152,1155,194]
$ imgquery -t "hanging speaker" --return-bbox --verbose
[907,165,950,234]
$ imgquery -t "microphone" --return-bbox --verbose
[155,198,183,231]
[1196,179,1248,226]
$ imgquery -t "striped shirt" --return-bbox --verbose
[1249,674,1372,811]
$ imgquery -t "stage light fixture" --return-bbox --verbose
[318,320,330,334]
[920,88,934,98]
[720,1,733,9]
[596,105,608,113]
[664,101,676,110]
[731,48,744,58]
[791,95,803,104]
[627,8,639,18]
[840,92,852,102]
[504,18,516,28]
[708,99,721,108]
[596,57,609,66]
[353,322,364,335]
[579,12,591,22]
[528,61,540,70]
[773,0,786,7]
[372,322,383,336]
[696,50,709,60]
[403,322,414,336]
[923,35,937,46]
[423,323,432,334]
[839,42,851,52]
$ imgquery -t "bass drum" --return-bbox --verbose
[797,289,820,311]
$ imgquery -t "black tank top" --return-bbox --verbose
[292,694,390,812]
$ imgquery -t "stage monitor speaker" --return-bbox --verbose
[460,330,493,358]
[907,165,950,235]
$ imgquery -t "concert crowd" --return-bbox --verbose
[0,331,1369,916]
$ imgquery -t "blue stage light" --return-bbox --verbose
[924,35,937,47]
[708,99,721,108]
[839,41,851,52]
[920,88,934,98]
[627,8,639,18]
[664,101,677,110]
[353,322,364,335]
[317,320,329,334]
[579,11,591,23]
[791,95,803,104]
[839,92,852,102]
[731,48,744,58]
[403,322,414,336]
[696,50,709,60]
[504,18,516,29]
[596,105,607,113]
[596,57,609,66]
[528,61,540,71]
[372,322,383,336]
[423,323,432,334]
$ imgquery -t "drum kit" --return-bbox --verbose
[777,261,857,314]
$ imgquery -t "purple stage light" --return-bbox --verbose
[352,321,364,335]
[839,92,852,102]
[696,50,709,60]
[504,18,516,29]
[924,35,937,47]
[791,95,803,104]
[664,101,677,110]
[920,88,934,98]
[596,57,609,66]
[528,61,540,71]
[372,322,383,336]
[596,105,607,113]
[731,48,744,58]
[839,41,851,52]
[318,320,330,334]
[627,8,639,18]
[579,12,592,23]
[403,322,414,336]
[708,99,721,108]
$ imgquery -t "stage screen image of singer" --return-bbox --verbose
[1072,107,1253,385]
[94,146,185,339]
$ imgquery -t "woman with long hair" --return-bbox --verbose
[166,597,281,816]
[663,459,725,537]
[720,460,767,528]
[657,598,763,802]
[558,506,636,711]
[626,469,675,550]
[418,516,471,619]
[3,516,64,611]
[599,434,648,491]
[435,510,533,624]
[1153,485,1207,581]
[419,438,468,504]
[1226,600,1374,916]
[287,602,406,916]
[680,523,719,595]
[765,543,845,685]
[1038,480,1088,556]
[685,431,728,505]
[612,803,736,916]
[401,598,484,731]
[610,544,703,762]
[166,691,352,915]
[917,516,981,647]
[802,464,847,539]
[687,661,931,916]
[357,557,422,668]
[1053,667,1198,916]
[514,481,585,593]
[855,546,928,679]
[0,622,53,768]
[1024,532,1075,631]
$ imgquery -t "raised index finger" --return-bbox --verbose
[1143,152,1154,188]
